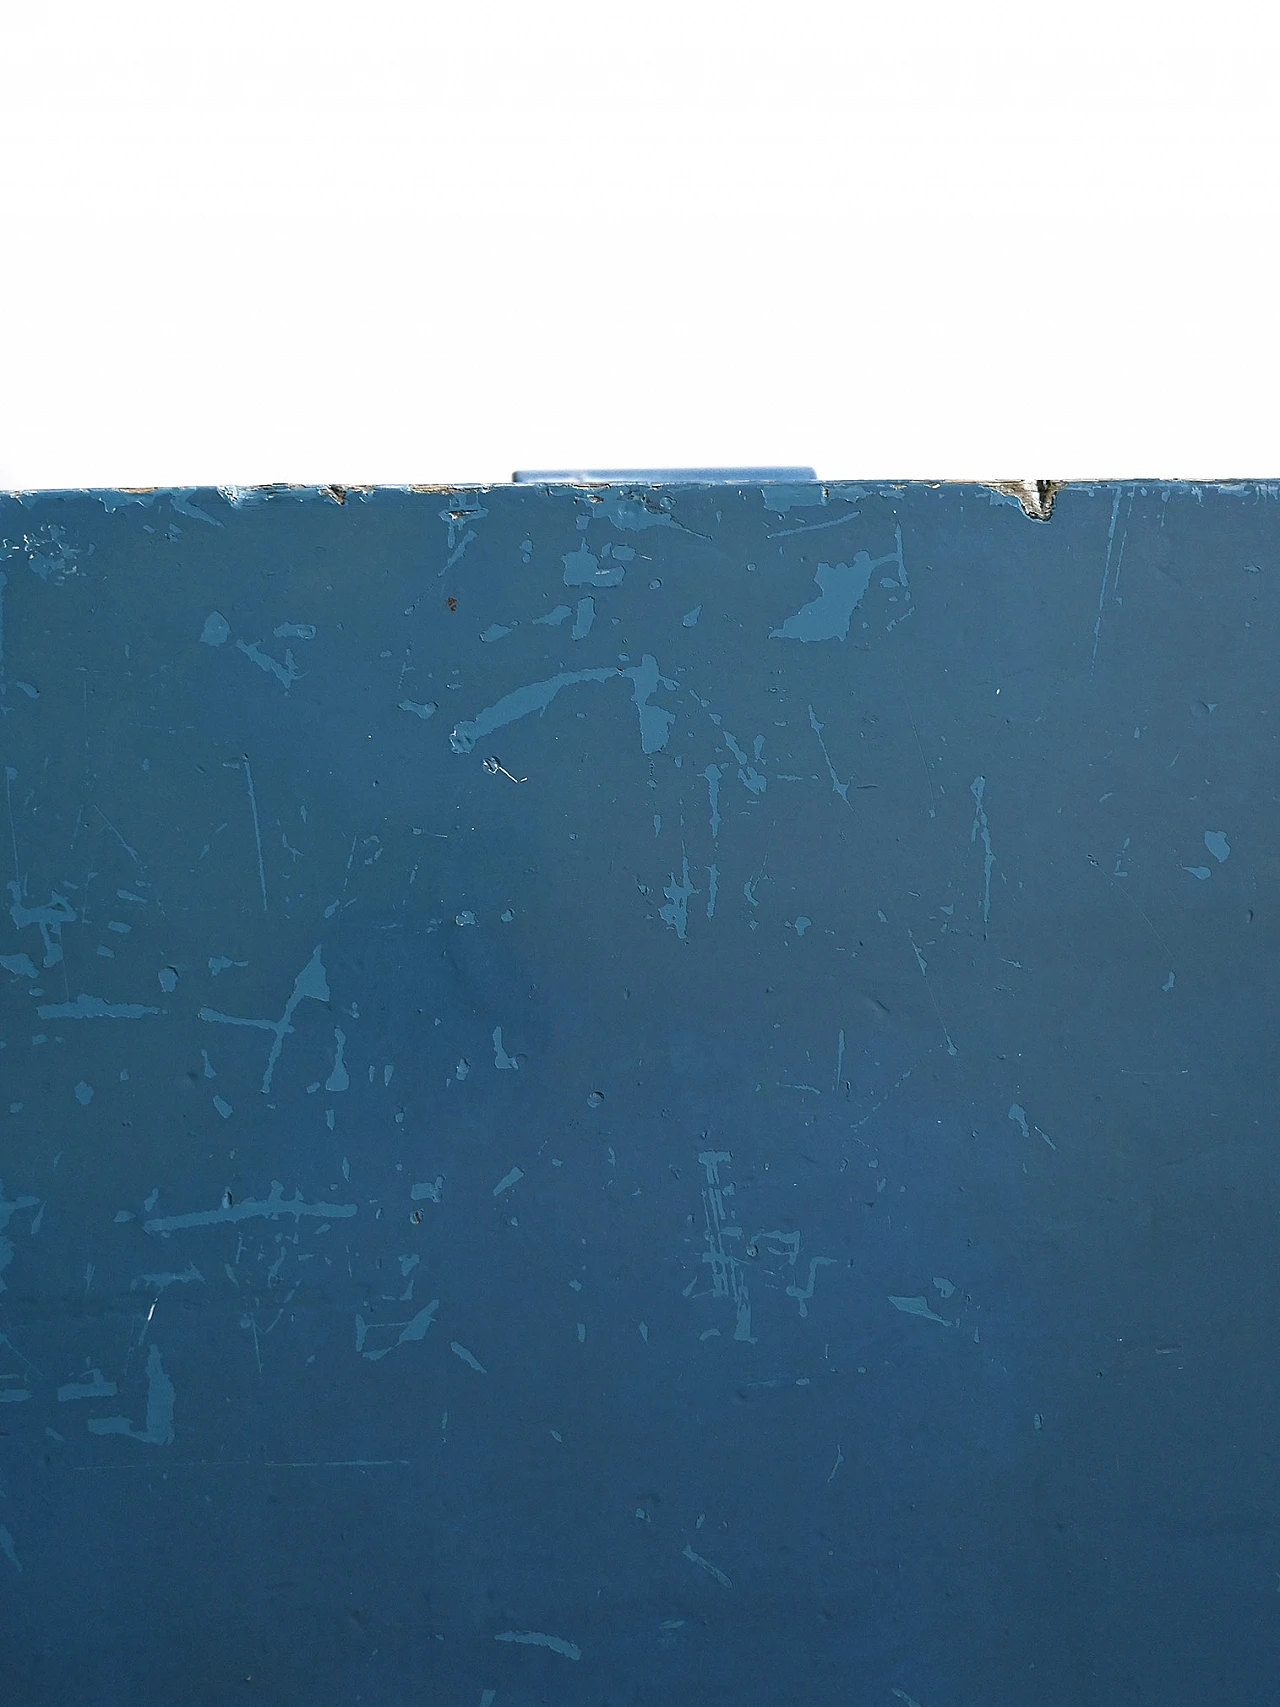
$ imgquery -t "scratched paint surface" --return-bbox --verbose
[1,480,1278,1706]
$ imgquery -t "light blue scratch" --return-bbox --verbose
[494,1630,581,1661]
[0,1185,40,1294]
[87,1343,175,1444]
[787,1256,836,1317]
[144,1181,356,1235]
[808,705,855,810]
[236,639,302,691]
[970,776,994,929]
[58,1369,118,1401]
[703,764,724,838]
[37,994,159,1020]
[449,656,675,756]
[682,1544,732,1587]
[1009,1103,1055,1148]
[199,943,329,1092]
[451,1341,487,1374]
[1091,487,1127,667]
[242,758,268,912]
[9,881,76,968]
[888,1295,951,1326]
[325,1028,350,1092]
[356,1300,439,1362]
[131,1266,204,1292]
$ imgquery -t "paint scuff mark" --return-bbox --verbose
[494,1630,581,1661]
[682,1543,732,1587]
[888,1295,951,1326]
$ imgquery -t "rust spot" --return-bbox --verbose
[447,596,458,612]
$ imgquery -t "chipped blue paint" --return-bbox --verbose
[562,541,622,588]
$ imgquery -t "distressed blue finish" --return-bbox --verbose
[1,480,1277,1705]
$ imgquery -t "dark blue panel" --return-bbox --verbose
[1,480,1277,1706]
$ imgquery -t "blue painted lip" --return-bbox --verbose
[511,467,817,484]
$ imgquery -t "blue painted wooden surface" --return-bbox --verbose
[1,481,1277,1705]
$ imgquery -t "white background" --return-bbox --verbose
[2,1,1276,488]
